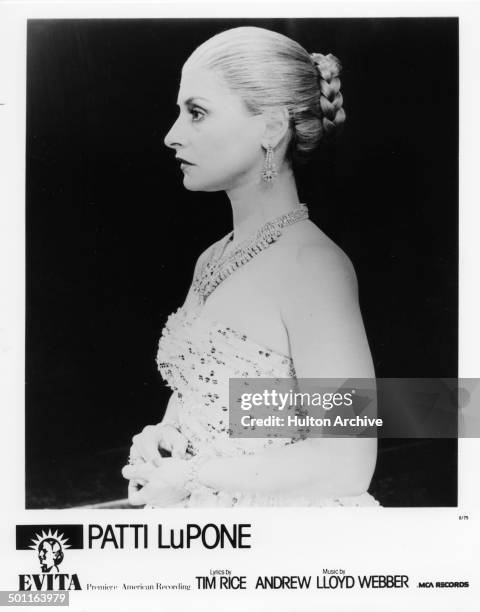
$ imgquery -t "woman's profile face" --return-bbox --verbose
[164,65,265,192]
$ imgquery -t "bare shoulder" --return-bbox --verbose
[276,223,373,379]
[275,221,358,297]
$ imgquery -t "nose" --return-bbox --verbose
[164,114,185,150]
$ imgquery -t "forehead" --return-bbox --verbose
[177,66,239,105]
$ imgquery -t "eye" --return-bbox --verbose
[189,106,206,122]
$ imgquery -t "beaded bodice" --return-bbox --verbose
[154,299,380,507]
[156,296,296,459]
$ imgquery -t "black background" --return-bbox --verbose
[26,18,458,508]
[16,525,84,549]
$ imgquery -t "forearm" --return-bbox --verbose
[197,438,377,498]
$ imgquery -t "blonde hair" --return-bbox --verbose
[185,26,346,164]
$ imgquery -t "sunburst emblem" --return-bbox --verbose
[29,530,70,573]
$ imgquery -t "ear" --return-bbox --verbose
[261,107,290,149]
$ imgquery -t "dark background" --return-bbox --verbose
[26,18,458,508]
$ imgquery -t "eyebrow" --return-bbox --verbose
[176,96,211,107]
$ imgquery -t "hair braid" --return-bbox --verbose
[310,53,346,136]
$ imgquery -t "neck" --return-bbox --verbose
[226,165,301,244]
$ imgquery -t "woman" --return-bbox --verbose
[122,26,379,507]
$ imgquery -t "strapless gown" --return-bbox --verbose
[155,296,380,508]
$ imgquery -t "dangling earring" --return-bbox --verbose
[262,144,277,183]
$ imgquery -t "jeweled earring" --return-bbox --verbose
[262,144,277,183]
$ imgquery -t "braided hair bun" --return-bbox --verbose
[310,52,346,136]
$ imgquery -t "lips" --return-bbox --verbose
[176,157,194,165]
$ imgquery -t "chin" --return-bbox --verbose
[182,176,225,193]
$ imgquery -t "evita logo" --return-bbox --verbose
[16,525,83,591]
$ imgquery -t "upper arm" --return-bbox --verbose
[280,244,374,379]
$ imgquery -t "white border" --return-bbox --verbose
[0,2,479,610]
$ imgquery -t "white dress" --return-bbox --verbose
[155,290,380,508]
